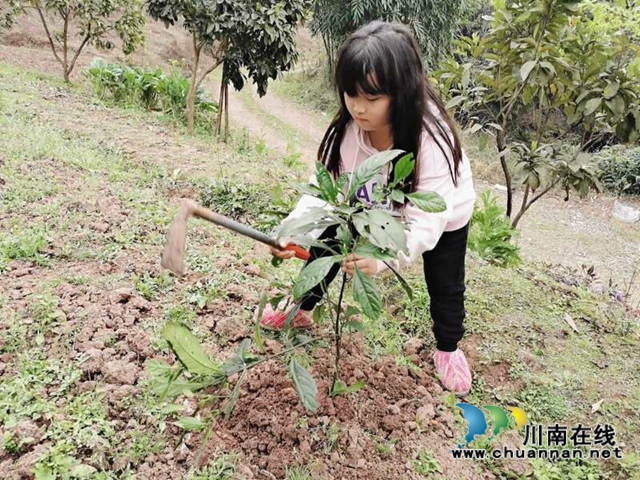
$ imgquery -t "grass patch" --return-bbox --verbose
[0,228,49,271]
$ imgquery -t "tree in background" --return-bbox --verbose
[5,0,145,82]
[1,3,13,31]
[148,0,309,138]
[310,0,462,70]
[436,0,640,227]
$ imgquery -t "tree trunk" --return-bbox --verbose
[497,131,513,217]
[511,180,558,228]
[224,82,229,143]
[215,70,225,138]
[511,209,525,229]
[62,14,69,82]
[511,185,529,229]
[186,36,202,135]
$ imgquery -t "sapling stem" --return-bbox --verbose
[331,272,348,392]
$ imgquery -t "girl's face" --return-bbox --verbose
[343,88,391,133]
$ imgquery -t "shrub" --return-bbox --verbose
[596,146,640,196]
[468,191,521,267]
[86,59,216,126]
[198,179,276,227]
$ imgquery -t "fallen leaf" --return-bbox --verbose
[592,399,604,414]
[564,313,579,333]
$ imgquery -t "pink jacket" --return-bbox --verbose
[283,119,476,273]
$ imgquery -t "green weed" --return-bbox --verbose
[468,190,520,267]
[187,451,238,480]
[0,229,48,271]
[413,448,443,476]
[285,465,313,480]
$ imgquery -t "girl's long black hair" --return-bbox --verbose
[318,21,463,191]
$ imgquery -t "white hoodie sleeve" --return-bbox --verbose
[376,138,455,274]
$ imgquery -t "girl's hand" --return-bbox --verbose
[342,254,377,277]
[269,239,296,260]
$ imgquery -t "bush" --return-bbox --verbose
[197,180,295,232]
[595,146,640,196]
[86,59,216,125]
[468,191,520,267]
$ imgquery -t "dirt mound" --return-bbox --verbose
[179,334,488,480]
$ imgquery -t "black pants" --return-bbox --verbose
[299,223,469,352]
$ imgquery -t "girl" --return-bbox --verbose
[258,21,476,396]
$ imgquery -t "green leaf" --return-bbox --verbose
[146,359,213,398]
[33,465,55,480]
[584,98,602,116]
[390,189,405,203]
[71,465,97,477]
[313,304,326,325]
[223,339,260,375]
[284,303,301,330]
[606,96,626,116]
[331,379,367,396]
[162,323,225,377]
[336,173,349,192]
[292,183,323,197]
[352,210,408,254]
[331,380,348,396]
[343,380,367,394]
[315,162,338,202]
[539,61,556,76]
[406,192,447,213]
[604,82,620,100]
[576,89,599,105]
[527,171,540,191]
[353,267,382,320]
[289,358,318,412]
[294,256,340,300]
[223,374,245,419]
[345,320,365,332]
[520,60,537,81]
[345,305,361,319]
[392,153,415,185]
[175,417,205,432]
[446,95,466,109]
[348,149,405,200]
[335,225,353,246]
[352,242,396,261]
[277,208,342,238]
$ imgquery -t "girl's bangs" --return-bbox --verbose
[338,48,388,97]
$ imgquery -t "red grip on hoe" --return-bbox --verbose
[284,244,311,261]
